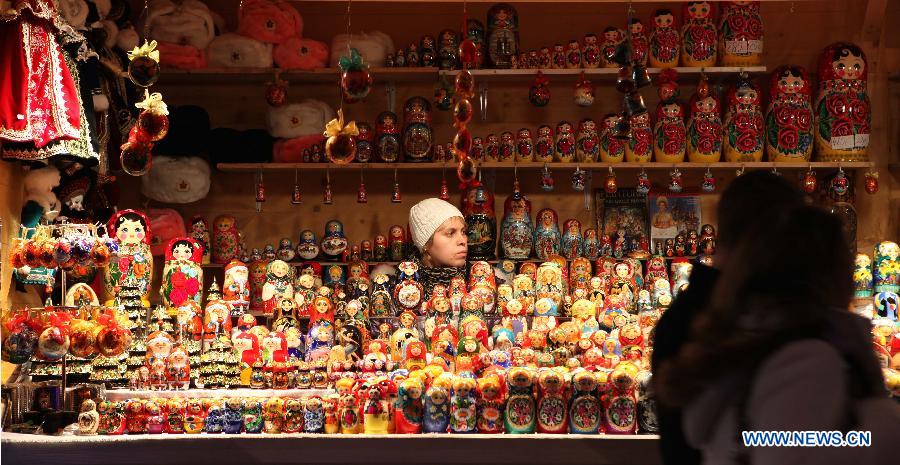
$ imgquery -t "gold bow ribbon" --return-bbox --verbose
[135,90,169,115]
[323,109,359,138]
[128,40,160,63]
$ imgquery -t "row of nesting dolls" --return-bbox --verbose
[78,363,657,436]
[853,241,900,298]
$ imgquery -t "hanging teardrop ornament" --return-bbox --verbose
[339,48,374,103]
[127,40,161,88]
[439,167,451,200]
[669,168,683,193]
[457,156,477,184]
[603,166,617,194]
[636,169,651,195]
[391,169,402,203]
[323,168,334,205]
[455,69,476,99]
[291,169,302,204]
[357,168,368,203]
[864,169,879,195]
[135,91,169,142]
[119,140,153,176]
[540,164,555,192]
[255,170,266,212]
[802,168,818,194]
[830,167,849,197]
[324,109,359,164]
[701,168,716,193]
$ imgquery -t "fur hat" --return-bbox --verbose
[140,155,210,204]
[147,208,186,257]
[273,37,329,70]
[156,41,208,69]
[329,31,393,67]
[207,33,273,68]
[146,0,216,50]
[238,0,303,44]
[266,99,334,139]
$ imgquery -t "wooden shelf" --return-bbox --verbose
[217,161,874,172]
[441,66,768,82]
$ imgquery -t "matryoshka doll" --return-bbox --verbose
[373,234,388,262]
[581,34,601,69]
[424,374,452,433]
[395,377,425,434]
[533,208,561,261]
[536,369,569,434]
[654,69,686,163]
[470,136,485,161]
[354,122,374,163]
[515,128,534,162]
[681,2,717,67]
[189,216,212,265]
[576,118,599,162]
[449,376,478,433]
[504,367,536,433]
[603,361,639,434]
[814,43,871,161]
[718,1,763,66]
[766,66,814,162]
[438,29,459,70]
[499,131,515,162]
[569,370,602,434]
[296,230,320,261]
[565,39,582,69]
[402,97,433,162]
[501,186,533,260]
[627,112,653,163]
[161,237,204,312]
[476,373,506,433]
[535,125,555,162]
[600,27,624,68]
[212,215,242,265]
[599,114,626,163]
[375,111,401,162]
[388,225,407,262]
[551,43,566,69]
[724,76,764,162]
[574,73,595,107]
[487,3,519,68]
[485,133,500,161]
[104,209,153,306]
[462,184,498,261]
[873,241,900,293]
[561,219,584,260]
[686,78,723,163]
[261,260,294,317]
[466,18,487,69]
[649,8,680,68]
[223,260,250,317]
[629,18,649,67]
[582,229,600,261]
[554,121,575,162]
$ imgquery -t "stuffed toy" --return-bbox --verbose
[266,99,334,139]
[272,135,325,163]
[156,41,208,69]
[207,33,273,68]
[329,32,394,67]
[146,0,216,50]
[273,37,329,70]
[21,166,62,230]
[140,156,211,204]
[238,0,303,45]
[147,208,187,257]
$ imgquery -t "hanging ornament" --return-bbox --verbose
[439,168,451,200]
[457,157,477,183]
[323,169,334,205]
[529,71,551,107]
[459,38,479,68]
[324,109,359,164]
[574,72,595,107]
[540,164,555,191]
[603,167,617,194]
[830,168,849,197]
[669,169,683,193]
[291,169,302,204]
[391,169,402,203]
[455,69,476,99]
[119,140,152,176]
[339,48,374,103]
[701,168,716,193]
[255,170,265,212]
[453,98,474,129]
[357,169,368,203]
[864,169,879,195]
[802,169,818,194]
[636,170,651,195]
[127,40,161,88]
[265,72,288,107]
[135,91,169,142]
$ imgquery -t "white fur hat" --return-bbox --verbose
[409,198,464,252]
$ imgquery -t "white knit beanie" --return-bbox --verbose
[409,198,465,252]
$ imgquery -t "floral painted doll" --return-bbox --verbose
[104,209,153,306]
[765,65,814,162]
[533,208,561,261]
[814,43,870,162]
[261,260,294,316]
[653,69,686,163]
[718,1,763,66]
[681,2,717,67]
[649,8,680,68]
[161,237,204,312]
[723,77,764,162]
[686,78,723,163]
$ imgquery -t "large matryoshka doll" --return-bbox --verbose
[501,184,533,260]
[815,43,871,162]
[599,114,626,164]
[223,260,250,317]
[212,215,242,265]
[533,208,561,261]
[104,210,153,306]
[686,77,723,163]
[486,3,519,69]
[653,69,686,163]
[402,97,433,162]
[161,238,204,312]
[723,76,764,162]
[680,2,717,68]
[462,184,497,261]
[766,65,814,162]
[718,1,763,66]
[648,8,680,68]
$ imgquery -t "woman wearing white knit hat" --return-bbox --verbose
[409,198,468,268]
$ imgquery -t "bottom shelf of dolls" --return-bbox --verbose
[2,431,662,465]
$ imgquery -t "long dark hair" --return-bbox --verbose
[656,205,853,407]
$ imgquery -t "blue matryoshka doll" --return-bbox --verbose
[321,221,348,261]
[296,230,320,260]
[533,208,561,261]
[561,219,584,260]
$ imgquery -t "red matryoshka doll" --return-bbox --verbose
[515,128,534,162]
[686,78,723,163]
[649,8,680,68]
[600,27,624,68]
[470,136,485,161]
[375,111,401,162]
[395,377,425,434]
[815,43,871,162]
[533,208,561,261]
[485,133,500,162]
[487,3,519,69]
[534,125,554,163]
[536,369,570,434]
[629,18,649,67]
[565,39,582,69]
[388,225,407,262]
[766,65,814,162]
[476,372,506,433]
[261,260,294,316]
[189,216,211,265]
[223,259,250,317]
[212,215,242,265]
[723,76,764,162]
[718,1,763,66]
[554,121,575,162]
[161,237,203,312]
[603,361,639,434]
[627,111,653,163]
[233,331,261,386]
[499,131,515,162]
[402,97,433,162]
[104,209,153,306]
[681,2,717,67]
[599,114,626,163]
[654,69,686,163]
[576,118,599,163]
[581,34,601,69]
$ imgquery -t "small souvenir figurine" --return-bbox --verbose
[544,43,562,69]
[77,399,100,435]
[654,69,687,163]
[437,29,459,70]
[449,376,478,433]
[815,43,871,162]
[561,219,584,260]
[104,209,153,306]
[420,35,437,67]
[681,2,717,67]
[337,392,360,434]
[407,43,421,67]
[570,260,593,293]
[362,381,392,434]
[649,8,680,68]
[582,229,600,261]
[222,398,243,434]
[719,2,764,65]
[421,375,451,433]
[375,111,401,162]
[533,209,562,261]
[402,97,433,162]
[466,18,487,69]
[146,401,166,434]
[554,121,576,162]
[535,125,555,162]
[762,67,813,162]
[126,400,147,434]
[184,399,206,434]
[212,215,242,265]
[604,361,639,434]
[504,367,536,434]
[303,396,324,433]
[161,237,204,312]
[536,369,569,434]
[573,74,595,108]
[569,370,602,434]
[698,224,717,255]
[394,267,425,315]
[165,345,191,390]
[499,131,515,162]
[627,111,653,163]
[686,78,723,163]
[874,241,900,293]
[394,378,425,434]
[599,114,626,163]
[578,34,600,69]
[352,122,374,163]
[371,234,388,262]
[600,27,624,68]
[465,136,484,162]
[276,238,295,262]
[564,39,582,69]
[281,398,304,433]
[674,233,687,257]
[723,77,764,162]
[487,3,519,68]
[538,46,552,68]
[462,184,498,261]
[630,18,650,66]
[189,216,212,265]
[481,133,500,161]
[501,187,534,260]
[513,128,534,162]
[475,373,506,434]
[262,397,284,434]
[261,260,294,316]
[394,49,406,67]
[573,118,599,162]
[388,225,407,262]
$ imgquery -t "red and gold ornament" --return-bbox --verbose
[802,169,818,194]
[339,49,373,104]
[701,168,716,193]
[135,92,169,142]
[830,168,849,197]
[324,109,359,165]
[604,167,617,194]
[864,169,879,195]
[265,75,288,107]
[529,71,551,107]
[636,170,651,195]
[127,40,161,88]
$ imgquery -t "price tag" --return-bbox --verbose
[829,135,855,150]
[725,40,763,54]
[854,133,870,149]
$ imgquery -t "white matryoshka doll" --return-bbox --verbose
[161,237,204,312]
[104,209,153,306]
